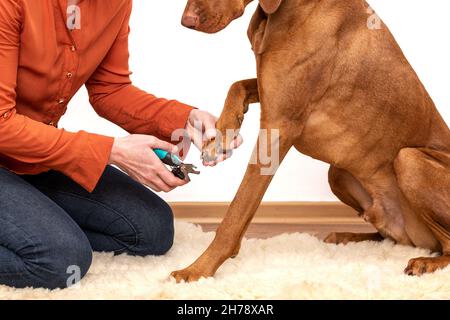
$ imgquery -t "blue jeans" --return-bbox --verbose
[0,166,174,289]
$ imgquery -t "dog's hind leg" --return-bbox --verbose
[394,147,450,275]
[324,166,383,244]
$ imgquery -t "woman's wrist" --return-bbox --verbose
[108,137,125,166]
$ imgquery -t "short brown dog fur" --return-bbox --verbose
[171,0,450,282]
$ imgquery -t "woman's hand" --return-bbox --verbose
[185,109,243,166]
[108,135,188,192]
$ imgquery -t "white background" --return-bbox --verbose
[60,0,450,202]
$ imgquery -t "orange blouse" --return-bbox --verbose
[0,0,194,192]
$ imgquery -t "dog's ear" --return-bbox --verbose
[259,0,283,14]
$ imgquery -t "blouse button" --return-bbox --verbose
[48,121,55,127]
[3,111,11,119]
[66,72,73,79]
[57,98,66,105]
[70,45,76,52]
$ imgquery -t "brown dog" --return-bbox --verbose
[171,0,450,282]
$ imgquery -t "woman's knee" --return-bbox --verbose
[23,232,93,289]
[131,197,175,257]
[84,166,175,257]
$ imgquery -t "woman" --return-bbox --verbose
[0,0,240,289]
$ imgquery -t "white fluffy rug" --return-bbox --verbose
[1,221,449,300]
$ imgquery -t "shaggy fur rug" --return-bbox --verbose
[1,221,448,300]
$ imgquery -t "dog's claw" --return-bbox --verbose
[324,232,339,244]
[171,267,212,283]
[201,152,218,163]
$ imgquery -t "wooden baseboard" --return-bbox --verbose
[170,202,364,224]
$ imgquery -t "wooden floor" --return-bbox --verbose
[199,222,376,240]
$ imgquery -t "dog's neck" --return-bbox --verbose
[244,0,322,27]
[257,1,321,34]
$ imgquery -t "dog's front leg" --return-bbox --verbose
[171,128,292,283]
[202,79,259,160]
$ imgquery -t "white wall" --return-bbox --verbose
[60,0,450,202]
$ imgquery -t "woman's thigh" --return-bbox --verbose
[22,166,175,256]
[0,168,92,289]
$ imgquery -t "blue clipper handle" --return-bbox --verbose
[153,149,182,167]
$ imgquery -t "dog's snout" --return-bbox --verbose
[182,14,199,29]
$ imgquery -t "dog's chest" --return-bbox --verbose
[296,109,368,168]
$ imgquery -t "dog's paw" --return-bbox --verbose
[170,267,213,283]
[324,232,352,245]
[324,232,383,245]
[404,256,450,276]
[201,138,220,163]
